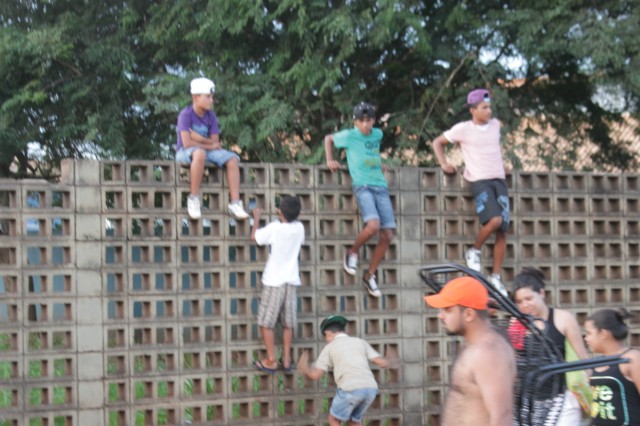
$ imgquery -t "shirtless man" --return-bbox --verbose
[424,276,515,426]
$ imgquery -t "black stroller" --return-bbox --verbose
[419,263,628,426]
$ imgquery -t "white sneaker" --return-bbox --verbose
[465,248,481,272]
[187,196,201,219]
[343,252,358,275]
[227,201,250,220]
[363,273,382,298]
[489,274,508,297]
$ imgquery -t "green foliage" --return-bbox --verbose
[0,333,11,350]
[52,386,66,404]
[0,361,11,378]
[0,389,11,407]
[135,410,145,426]
[1,0,638,176]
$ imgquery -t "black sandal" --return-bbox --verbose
[279,358,294,373]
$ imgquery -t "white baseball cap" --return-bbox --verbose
[190,78,215,95]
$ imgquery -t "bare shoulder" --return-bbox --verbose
[490,331,514,356]
[466,331,516,389]
[553,307,574,320]
[553,308,580,328]
[625,349,640,363]
[470,331,514,362]
[621,349,640,381]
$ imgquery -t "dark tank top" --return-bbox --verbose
[530,308,568,400]
[546,307,566,359]
[590,350,640,426]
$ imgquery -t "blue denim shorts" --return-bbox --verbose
[175,147,239,167]
[354,185,396,229]
[330,387,377,423]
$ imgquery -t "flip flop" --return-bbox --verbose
[279,358,294,373]
[253,360,278,374]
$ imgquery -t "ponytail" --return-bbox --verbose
[588,308,632,341]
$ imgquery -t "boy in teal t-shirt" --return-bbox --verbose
[324,102,396,298]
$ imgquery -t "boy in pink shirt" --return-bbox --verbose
[432,89,509,296]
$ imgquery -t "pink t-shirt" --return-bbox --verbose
[443,118,505,182]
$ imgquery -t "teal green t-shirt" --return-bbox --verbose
[333,127,387,187]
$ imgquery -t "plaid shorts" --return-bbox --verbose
[257,284,297,329]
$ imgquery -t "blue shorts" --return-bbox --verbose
[175,147,239,168]
[330,387,377,423]
[354,185,396,229]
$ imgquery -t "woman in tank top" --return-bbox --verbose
[584,308,640,426]
[511,268,590,425]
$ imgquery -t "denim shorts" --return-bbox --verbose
[330,387,377,423]
[470,179,510,232]
[354,185,396,229]
[175,147,239,167]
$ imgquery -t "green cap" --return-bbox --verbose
[320,315,348,333]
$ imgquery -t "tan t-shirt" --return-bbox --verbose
[314,334,381,391]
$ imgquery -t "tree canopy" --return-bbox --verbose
[1,0,638,178]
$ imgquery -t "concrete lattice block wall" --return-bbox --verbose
[0,159,638,426]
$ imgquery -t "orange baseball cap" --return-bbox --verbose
[424,276,488,310]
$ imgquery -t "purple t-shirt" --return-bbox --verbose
[175,106,220,150]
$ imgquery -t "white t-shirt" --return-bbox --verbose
[443,118,505,182]
[314,334,381,391]
[254,220,305,286]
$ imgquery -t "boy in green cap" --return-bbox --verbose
[297,315,396,425]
